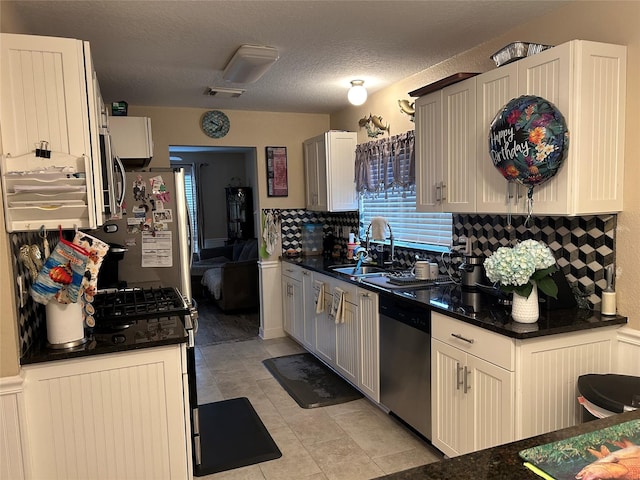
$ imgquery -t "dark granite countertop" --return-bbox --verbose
[21,315,188,365]
[374,410,640,480]
[282,257,627,339]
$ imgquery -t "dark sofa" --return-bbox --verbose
[191,239,259,312]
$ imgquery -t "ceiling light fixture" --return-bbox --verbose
[348,80,367,106]
[222,45,279,84]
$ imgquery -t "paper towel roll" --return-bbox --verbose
[46,301,85,346]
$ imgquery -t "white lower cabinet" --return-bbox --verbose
[333,281,359,386]
[281,264,380,402]
[281,264,304,341]
[357,289,379,402]
[432,312,619,457]
[301,269,317,350]
[432,313,514,457]
[22,345,190,479]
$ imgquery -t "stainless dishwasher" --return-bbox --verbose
[379,294,431,440]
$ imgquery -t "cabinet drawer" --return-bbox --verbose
[432,312,515,370]
[281,264,303,281]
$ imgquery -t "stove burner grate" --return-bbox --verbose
[93,287,188,323]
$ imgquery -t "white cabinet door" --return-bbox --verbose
[476,62,521,213]
[415,91,443,212]
[301,269,317,350]
[304,135,328,211]
[432,338,468,457]
[304,132,357,212]
[517,40,626,215]
[23,346,189,479]
[0,33,102,231]
[1,34,89,158]
[325,131,358,211]
[415,78,476,213]
[442,77,477,212]
[281,267,303,342]
[335,299,359,385]
[432,338,514,458]
[281,275,294,336]
[516,42,572,215]
[358,290,379,402]
[467,354,514,453]
[315,292,336,364]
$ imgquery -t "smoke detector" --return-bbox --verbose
[204,87,245,98]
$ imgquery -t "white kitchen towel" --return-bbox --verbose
[262,211,279,255]
[330,287,345,324]
[314,280,325,313]
[371,217,388,240]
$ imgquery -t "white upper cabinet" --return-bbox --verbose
[304,131,358,212]
[476,63,521,213]
[415,90,442,211]
[0,33,105,231]
[516,40,626,215]
[419,40,626,216]
[416,77,476,212]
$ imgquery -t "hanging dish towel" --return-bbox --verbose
[262,211,279,256]
[330,287,345,324]
[314,280,325,313]
[371,217,388,240]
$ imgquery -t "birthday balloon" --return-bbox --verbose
[488,95,569,192]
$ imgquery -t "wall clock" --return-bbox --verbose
[201,110,230,138]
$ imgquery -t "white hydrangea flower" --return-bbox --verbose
[483,240,555,288]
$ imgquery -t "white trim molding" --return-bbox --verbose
[0,374,28,480]
[259,260,286,340]
[617,327,640,376]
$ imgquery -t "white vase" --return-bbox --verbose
[511,284,539,323]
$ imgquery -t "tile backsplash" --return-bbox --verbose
[275,209,616,309]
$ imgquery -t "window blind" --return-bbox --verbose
[358,131,452,248]
[360,190,452,247]
[181,165,199,254]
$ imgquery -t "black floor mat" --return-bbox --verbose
[262,353,363,409]
[194,397,281,476]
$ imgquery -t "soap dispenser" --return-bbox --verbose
[601,265,616,316]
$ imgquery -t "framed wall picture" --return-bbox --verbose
[266,146,288,197]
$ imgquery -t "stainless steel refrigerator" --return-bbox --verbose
[92,168,193,299]
[91,167,200,470]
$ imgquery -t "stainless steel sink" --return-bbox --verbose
[330,265,387,276]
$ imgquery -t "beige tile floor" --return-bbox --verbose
[195,336,443,480]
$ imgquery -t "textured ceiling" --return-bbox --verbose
[1,0,568,114]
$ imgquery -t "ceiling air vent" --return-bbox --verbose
[204,87,245,98]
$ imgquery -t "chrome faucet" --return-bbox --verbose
[352,246,369,274]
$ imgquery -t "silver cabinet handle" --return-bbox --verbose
[463,366,471,394]
[435,182,442,203]
[456,362,464,390]
[441,182,447,201]
[451,333,474,344]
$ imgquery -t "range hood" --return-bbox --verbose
[109,116,154,170]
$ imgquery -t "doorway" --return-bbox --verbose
[169,146,258,254]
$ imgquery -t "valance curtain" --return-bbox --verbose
[354,130,415,195]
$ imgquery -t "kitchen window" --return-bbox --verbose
[356,131,452,250]
[360,191,452,250]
